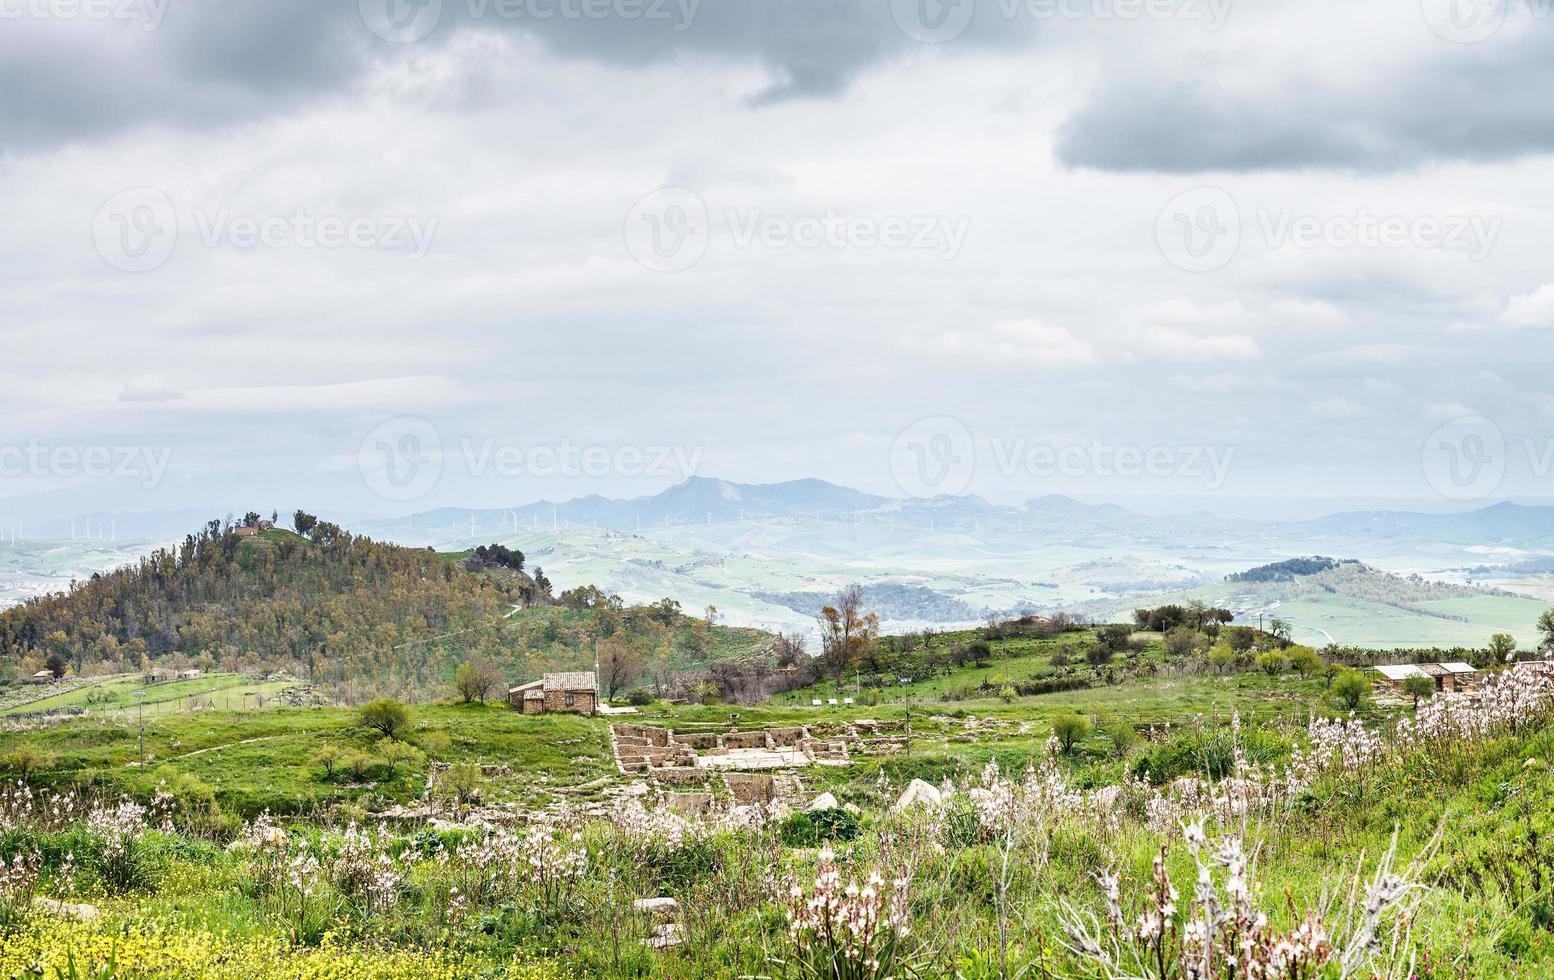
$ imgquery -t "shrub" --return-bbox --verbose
[778,807,861,848]
[358,698,411,740]
[1135,725,1290,784]
[1014,676,1090,697]
[152,769,222,833]
[1105,723,1140,758]
[1051,714,1092,754]
[625,689,654,706]
[0,744,52,779]
[1164,628,1207,658]
[1094,623,1133,652]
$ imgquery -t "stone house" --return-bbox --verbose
[1373,662,1479,694]
[509,671,598,716]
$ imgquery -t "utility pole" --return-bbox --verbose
[136,690,146,767]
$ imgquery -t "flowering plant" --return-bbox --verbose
[781,847,914,980]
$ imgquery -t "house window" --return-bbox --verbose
[564,693,575,707]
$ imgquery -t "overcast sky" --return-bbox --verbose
[3,0,1553,525]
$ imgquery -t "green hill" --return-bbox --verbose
[0,517,775,703]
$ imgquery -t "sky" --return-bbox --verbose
[3,0,1554,528]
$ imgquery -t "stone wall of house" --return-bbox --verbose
[542,689,596,715]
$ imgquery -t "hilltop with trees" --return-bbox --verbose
[0,512,772,703]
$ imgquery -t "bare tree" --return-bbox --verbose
[816,584,879,688]
[599,636,645,698]
[453,655,505,703]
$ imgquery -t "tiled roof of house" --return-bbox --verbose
[543,671,597,693]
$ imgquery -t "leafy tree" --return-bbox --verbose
[1052,714,1092,754]
[1268,619,1292,644]
[312,745,344,781]
[469,543,524,572]
[358,698,411,740]
[1488,632,1518,663]
[1256,651,1287,676]
[1402,675,1436,709]
[1539,608,1554,650]
[1286,645,1323,678]
[292,510,319,537]
[435,762,483,810]
[378,740,426,778]
[44,652,68,679]
[1084,641,1114,667]
[1332,669,1370,711]
[1207,643,1238,674]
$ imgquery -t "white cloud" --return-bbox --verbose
[1136,327,1260,362]
[119,374,184,403]
[1269,299,1348,329]
[1501,285,1554,329]
[905,320,1097,368]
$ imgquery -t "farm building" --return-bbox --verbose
[508,671,598,716]
[1373,662,1479,694]
[27,669,54,684]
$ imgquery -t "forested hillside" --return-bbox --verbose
[0,516,773,702]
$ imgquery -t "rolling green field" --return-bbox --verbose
[3,615,1553,977]
[0,673,299,718]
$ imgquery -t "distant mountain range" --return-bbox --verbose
[353,477,1554,556]
[4,477,1554,648]
[354,477,1235,542]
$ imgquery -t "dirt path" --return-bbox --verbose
[166,733,290,761]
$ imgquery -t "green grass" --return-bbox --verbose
[1,673,297,718]
[5,701,613,817]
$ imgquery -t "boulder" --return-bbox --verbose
[36,898,99,922]
[893,778,943,812]
[633,897,680,919]
[643,922,683,949]
[806,792,840,811]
